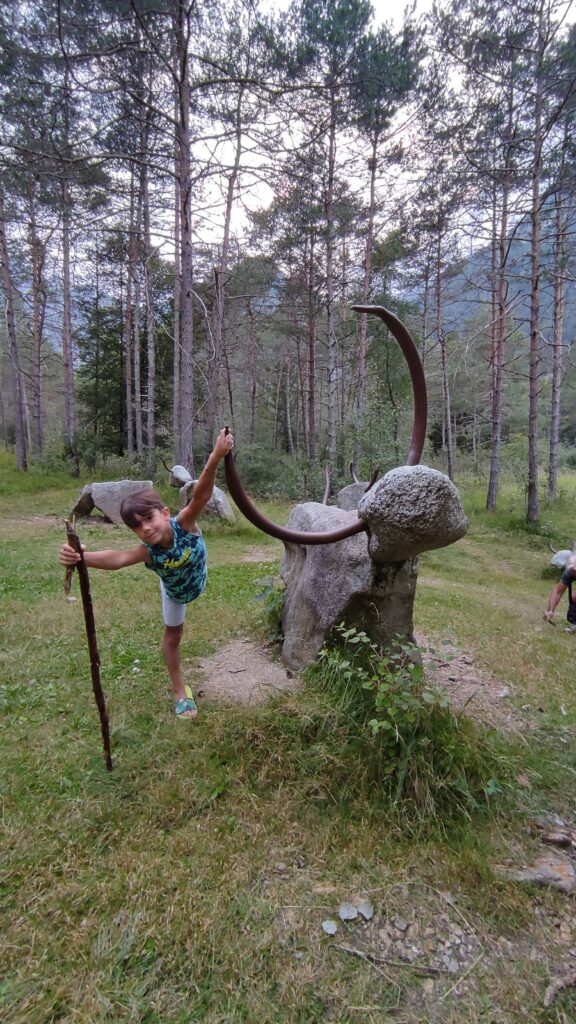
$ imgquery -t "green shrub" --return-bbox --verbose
[305,625,505,825]
[232,447,328,500]
[253,575,285,642]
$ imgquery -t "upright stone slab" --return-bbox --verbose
[71,480,152,525]
[334,482,367,510]
[169,465,193,488]
[179,480,235,523]
[70,485,96,518]
[280,503,419,672]
[167,464,235,523]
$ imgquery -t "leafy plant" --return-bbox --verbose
[325,624,449,737]
[307,624,505,823]
[253,575,285,642]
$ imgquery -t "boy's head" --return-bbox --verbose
[120,489,167,528]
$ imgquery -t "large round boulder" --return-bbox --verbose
[358,465,467,563]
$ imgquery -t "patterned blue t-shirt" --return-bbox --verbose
[144,517,207,604]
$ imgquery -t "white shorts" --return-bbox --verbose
[159,580,187,627]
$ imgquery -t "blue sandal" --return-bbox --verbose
[175,696,198,718]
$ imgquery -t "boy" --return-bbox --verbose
[59,428,234,717]
[544,552,576,631]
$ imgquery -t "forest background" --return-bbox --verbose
[1,0,576,524]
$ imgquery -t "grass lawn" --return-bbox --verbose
[2,455,576,1023]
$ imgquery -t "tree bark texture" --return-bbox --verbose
[61,72,75,446]
[354,138,377,472]
[27,179,47,457]
[526,9,544,523]
[487,85,514,512]
[124,173,137,459]
[548,183,568,499]
[0,192,28,470]
[175,1,195,473]
[325,90,337,464]
[436,232,454,480]
[205,85,244,462]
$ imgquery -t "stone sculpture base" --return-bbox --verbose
[280,465,468,672]
[280,504,419,672]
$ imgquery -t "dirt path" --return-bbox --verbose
[196,629,530,737]
[417,633,531,734]
[196,637,297,704]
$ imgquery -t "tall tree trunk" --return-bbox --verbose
[173,116,182,464]
[436,233,454,480]
[273,359,282,450]
[285,358,294,455]
[354,135,378,471]
[124,173,137,458]
[175,2,194,473]
[420,254,431,368]
[61,71,75,446]
[325,90,337,464]
[93,257,101,438]
[294,329,307,452]
[306,234,317,462]
[141,122,156,476]
[205,86,244,461]
[338,234,349,453]
[488,186,499,490]
[61,176,75,446]
[487,86,513,511]
[223,341,235,430]
[548,184,567,499]
[526,12,544,523]
[246,298,257,444]
[27,179,46,457]
[0,193,27,470]
[294,350,301,452]
[0,359,7,447]
[133,270,143,455]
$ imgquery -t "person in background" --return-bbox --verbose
[544,553,576,631]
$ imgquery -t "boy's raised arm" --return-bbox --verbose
[177,428,234,533]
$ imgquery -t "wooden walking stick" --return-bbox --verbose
[64,519,113,771]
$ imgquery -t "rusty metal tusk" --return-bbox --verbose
[224,306,427,545]
[351,305,427,467]
[364,468,380,493]
[224,452,366,544]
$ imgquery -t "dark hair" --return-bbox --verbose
[120,489,166,528]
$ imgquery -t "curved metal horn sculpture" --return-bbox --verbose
[224,305,427,545]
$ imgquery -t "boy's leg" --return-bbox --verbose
[160,584,197,717]
[162,622,185,694]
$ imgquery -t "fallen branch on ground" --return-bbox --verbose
[544,968,576,1008]
[332,943,449,975]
